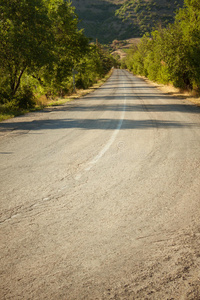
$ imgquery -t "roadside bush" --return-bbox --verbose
[11,86,36,110]
[0,76,12,104]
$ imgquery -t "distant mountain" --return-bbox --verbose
[71,0,184,43]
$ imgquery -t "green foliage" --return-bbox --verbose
[37,0,90,96]
[0,0,53,97]
[10,86,36,110]
[75,44,116,89]
[124,0,200,91]
[0,0,115,112]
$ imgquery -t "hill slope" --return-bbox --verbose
[71,0,184,43]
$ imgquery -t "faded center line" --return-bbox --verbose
[75,80,127,180]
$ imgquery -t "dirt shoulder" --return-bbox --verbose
[137,75,200,107]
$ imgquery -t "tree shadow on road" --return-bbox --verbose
[0,117,199,134]
[0,81,199,134]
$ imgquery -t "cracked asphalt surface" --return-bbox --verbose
[0,69,200,299]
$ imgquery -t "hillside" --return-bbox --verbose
[71,0,184,43]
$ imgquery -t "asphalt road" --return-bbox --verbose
[0,69,200,299]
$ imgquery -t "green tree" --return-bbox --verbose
[36,0,89,96]
[175,0,200,88]
[0,0,53,98]
[124,0,200,91]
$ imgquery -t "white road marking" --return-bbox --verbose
[75,80,127,180]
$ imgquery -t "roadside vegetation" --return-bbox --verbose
[123,0,200,93]
[0,0,117,121]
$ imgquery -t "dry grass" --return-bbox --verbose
[139,76,200,107]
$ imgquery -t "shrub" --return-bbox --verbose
[12,86,36,109]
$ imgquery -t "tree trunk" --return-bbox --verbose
[10,66,26,96]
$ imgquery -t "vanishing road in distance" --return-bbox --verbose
[0,69,200,299]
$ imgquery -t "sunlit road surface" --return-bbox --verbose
[0,69,200,299]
